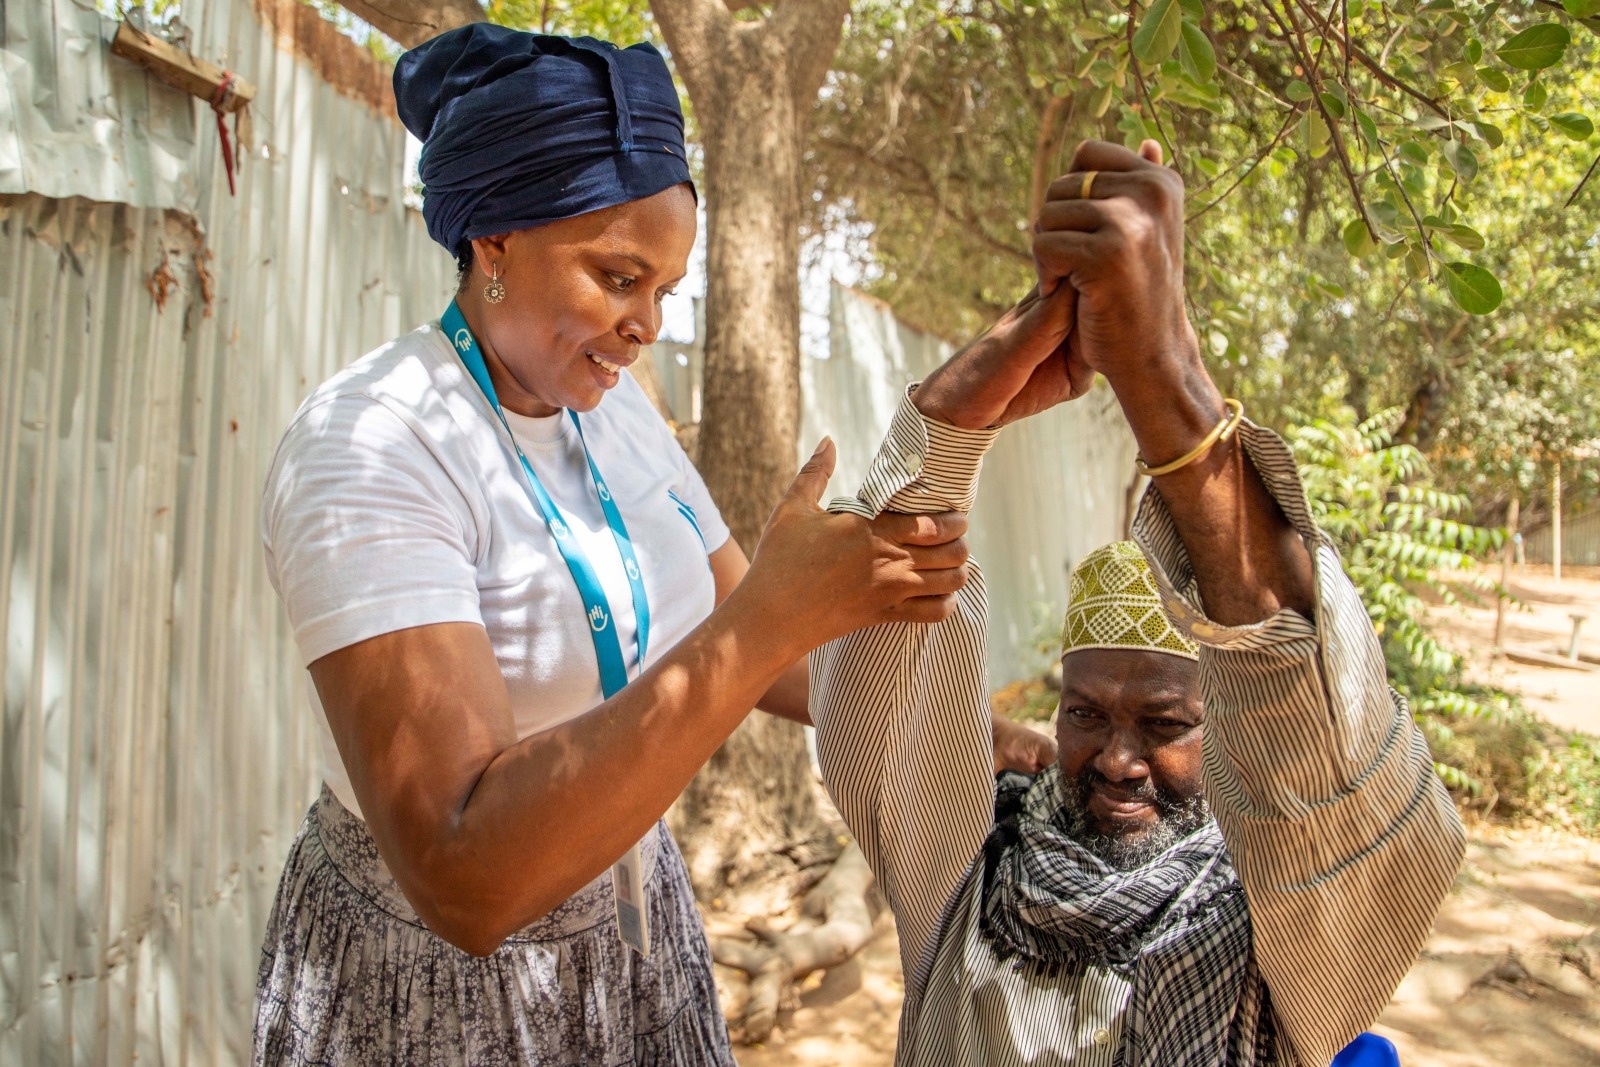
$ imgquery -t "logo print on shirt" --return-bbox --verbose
[453,328,473,353]
[589,605,610,632]
[597,481,613,502]
[549,516,570,540]
[626,558,640,582]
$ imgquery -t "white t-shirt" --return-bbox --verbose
[262,322,730,818]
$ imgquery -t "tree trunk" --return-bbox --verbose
[651,0,853,902]
[333,0,483,48]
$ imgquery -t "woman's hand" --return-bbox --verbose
[912,284,1088,431]
[734,438,970,657]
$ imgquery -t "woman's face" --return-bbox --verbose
[469,183,696,418]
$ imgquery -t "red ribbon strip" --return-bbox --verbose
[211,71,237,197]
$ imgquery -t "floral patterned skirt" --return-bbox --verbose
[253,786,734,1066]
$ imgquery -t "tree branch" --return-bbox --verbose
[1533,0,1600,38]
[1029,93,1073,224]
[1274,0,1375,250]
[818,136,1033,264]
[650,0,734,107]
[1291,0,1450,120]
[333,0,483,49]
[769,0,853,104]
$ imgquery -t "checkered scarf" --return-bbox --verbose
[980,768,1278,1066]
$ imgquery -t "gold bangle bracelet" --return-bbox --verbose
[1135,398,1246,478]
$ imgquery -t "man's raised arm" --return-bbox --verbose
[1034,139,1466,1066]
[810,285,1082,988]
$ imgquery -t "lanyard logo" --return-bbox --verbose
[453,327,473,353]
[597,480,613,502]
[549,516,570,540]
[588,605,610,632]
[625,558,640,582]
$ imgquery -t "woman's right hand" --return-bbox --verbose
[735,437,970,656]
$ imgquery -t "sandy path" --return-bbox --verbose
[1428,565,1600,736]
[727,569,1600,1066]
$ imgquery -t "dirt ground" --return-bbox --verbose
[1428,564,1600,737]
[726,566,1600,1066]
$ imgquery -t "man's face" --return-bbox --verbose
[1055,647,1209,869]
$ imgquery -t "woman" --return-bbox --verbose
[252,24,974,1066]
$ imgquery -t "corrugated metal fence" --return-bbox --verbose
[1,0,453,1062]
[2,1,1138,1061]
[1524,508,1600,567]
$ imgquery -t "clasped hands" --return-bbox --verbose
[740,139,1224,707]
[913,138,1221,447]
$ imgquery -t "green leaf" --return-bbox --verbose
[1303,109,1331,158]
[1495,24,1570,71]
[1286,79,1313,102]
[1195,155,1220,178]
[1441,140,1479,181]
[1469,121,1505,148]
[1399,140,1431,165]
[1132,0,1183,64]
[1524,80,1548,111]
[1344,217,1378,257]
[1355,109,1380,148]
[1477,67,1511,92]
[1442,262,1503,314]
[1466,38,1484,64]
[1088,80,1116,118]
[1443,223,1486,250]
[1549,111,1595,140]
[1178,19,1216,84]
[1445,60,1478,85]
[1319,91,1347,119]
[1563,0,1600,16]
[1406,245,1430,280]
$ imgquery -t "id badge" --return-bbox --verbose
[612,841,650,955]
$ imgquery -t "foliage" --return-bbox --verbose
[1290,405,1503,690]
[813,1,1600,518]
[1421,698,1600,833]
[818,0,1599,320]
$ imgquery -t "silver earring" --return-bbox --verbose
[484,264,506,304]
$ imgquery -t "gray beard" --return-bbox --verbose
[1058,769,1212,871]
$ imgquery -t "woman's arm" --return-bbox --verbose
[710,541,812,724]
[311,441,969,956]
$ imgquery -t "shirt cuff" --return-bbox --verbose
[828,384,1001,519]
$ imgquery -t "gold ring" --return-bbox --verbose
[1081,170,1098,199]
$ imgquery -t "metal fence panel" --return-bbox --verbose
[0,0,454,1062]
[1524,508,1600,567]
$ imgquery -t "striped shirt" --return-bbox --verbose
[811,390,1466,1066]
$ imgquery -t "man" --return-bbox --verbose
[810,139,1464,1066]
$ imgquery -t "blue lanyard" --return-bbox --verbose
[442,301,650,698]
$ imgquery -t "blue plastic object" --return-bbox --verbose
[1331,1032,1400,1067]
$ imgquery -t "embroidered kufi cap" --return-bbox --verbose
[1062,541,1199,661]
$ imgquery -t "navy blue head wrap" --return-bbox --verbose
[394,24,694,253]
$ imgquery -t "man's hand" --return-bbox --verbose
[1037,139,1315,625]
[991,713,1058,776]
[912,284,1087,431]
[1033,139,1226,459]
